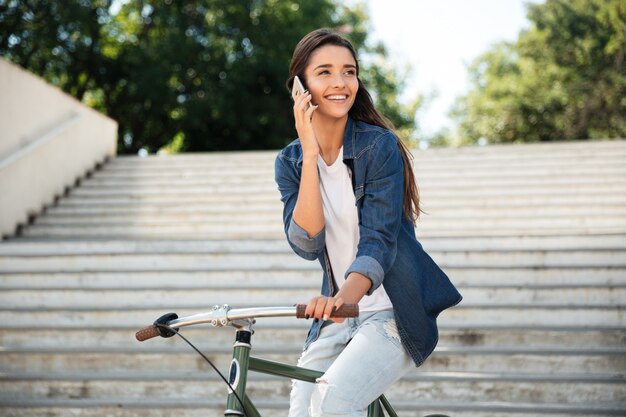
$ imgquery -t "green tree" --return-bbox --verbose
[361,49,423,146]
[0,0,112,100]
[1,0,422,154]
[453,0,626,144]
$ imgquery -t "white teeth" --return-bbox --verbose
[327,95,347,100]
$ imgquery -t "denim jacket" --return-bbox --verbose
[274,117,462,366]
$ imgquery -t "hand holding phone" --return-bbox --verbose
[291,75,314,110]
[291,75,318,157]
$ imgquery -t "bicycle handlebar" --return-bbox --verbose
[136,325,162,342]
[136,303,359,342]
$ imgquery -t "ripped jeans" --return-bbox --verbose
[288,309,413,417]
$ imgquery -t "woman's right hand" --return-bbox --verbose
[304,295,346,324]
[293,90,319,158]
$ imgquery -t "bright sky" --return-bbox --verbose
[365,0,536,137]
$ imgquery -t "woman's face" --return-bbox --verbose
[303,44,359,120]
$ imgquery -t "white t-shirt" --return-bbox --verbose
[317,147,393,312]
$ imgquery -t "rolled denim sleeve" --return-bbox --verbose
[288,217,325,255]
[275,150,325,261]
[345,133,404,294]
[345,255,384,291]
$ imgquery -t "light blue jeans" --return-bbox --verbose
[288,309,414,417]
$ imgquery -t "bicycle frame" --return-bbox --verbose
[225,326,398,417]
[136,305,399,417]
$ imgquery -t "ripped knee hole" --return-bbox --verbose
[384,319,401,342]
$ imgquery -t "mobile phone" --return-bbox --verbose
[291,75,314,109]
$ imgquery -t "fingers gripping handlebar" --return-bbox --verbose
[294,303,358,319]
[135,304,359,342]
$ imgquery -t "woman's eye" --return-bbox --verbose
[316,69,356,76]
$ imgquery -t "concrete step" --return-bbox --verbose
[40,203,626,219]
[2,235,626,254]
[2,249,625,272]
[52,192,626,209]
[102,154,626,171]
[1,403,623,417]
[80,168,626,192]
[95,161,626,178]
[2,267,624,288]
[88,165,626,189]
[46,203,283,215]
[0,326,309,350]
[1,327,623,350]
[21,224,626,241]
[1,372,623,405]
[100,144,626,166]
[76,175,626,190]
[1,306,623,327]
[18,222,626,239]
[32,205,626,225]
[99,160,625,177]
[66,182,626,197]
[1,286,623,309]
[103,141,626,162]
[0,288,316,309]
[2,347,624,373]
[58,192,279,204]
[105,152,626,169]
[26,212,626,226]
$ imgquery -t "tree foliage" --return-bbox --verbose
[453,0,626,144]
[0,0,421,153]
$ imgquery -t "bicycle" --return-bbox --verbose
[136,304,450,417]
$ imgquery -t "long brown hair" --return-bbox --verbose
[287,28,421,222]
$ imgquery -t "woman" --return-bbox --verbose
[274,28,462,417]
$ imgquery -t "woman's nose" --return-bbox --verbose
[331,74,346,88]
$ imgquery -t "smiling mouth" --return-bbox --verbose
[325,94,348,101]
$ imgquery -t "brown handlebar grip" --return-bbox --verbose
[135,325,161,342]
[296,303,359,319]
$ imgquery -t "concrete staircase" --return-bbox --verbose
[0,140,625,416]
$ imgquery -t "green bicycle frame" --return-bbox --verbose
[224,328,398,417]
